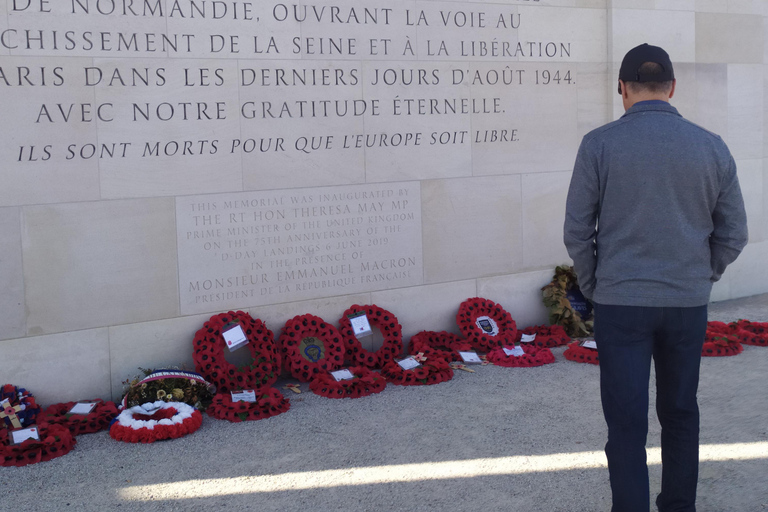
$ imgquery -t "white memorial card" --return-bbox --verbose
[348,312,372,338]
[331,369,356,381]
[230,390,257,403]
[223,323,248,352]
[11,427,39,445]
[503,346,526,357]
[397,357,422,370]
[459,351,483,364]
[580,339,597,349]
[68,402,98,415]
[520,333,537,343]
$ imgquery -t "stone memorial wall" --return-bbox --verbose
[1,0,767,403]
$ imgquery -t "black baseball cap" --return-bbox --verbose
[618,43,674,94]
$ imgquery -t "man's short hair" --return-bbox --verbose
[625,62,674,95]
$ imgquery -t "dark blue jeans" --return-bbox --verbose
[594,303,707,512]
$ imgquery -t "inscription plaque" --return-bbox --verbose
[177,181,423,314]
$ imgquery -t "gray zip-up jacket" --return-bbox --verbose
[564,101,748,307]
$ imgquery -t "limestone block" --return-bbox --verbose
[412,3,522,62]
[109,313,215,400]
[695,13,763,63]
[710,273,731,302]
[0,56,101,206]
[94,58,244,199]
[370,280,477,341]
[693,0,727,12]
[249,293,372,332]
[655,0,695,10]
[476,269,556,329]
[5,2,168,58]
[518,5,607,63]
[764,158,768,233]
[0,12,8,56]
[670,63,697,124]
[294,0,416,62]
[422,176,523,283]
[726,240,768,298]
[722,0,766,15]
[448,0,606,6]
[361,60,472,182]
[22,198,179,335]
[689,63,728,135]
[164,2,302,61]
[611,0,655,9]
[239,59,367,191]
[576,62,613,138]
[0,207,25,341]
[521,172,571,270]
[727,64,763,161]
[736,159,764,243]
[471,62,580,175]
[0,329,111,405]
[612,9,696,63]
[176,182,423,315]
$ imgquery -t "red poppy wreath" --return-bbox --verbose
[702,323,743,357]
[407,331,472,363]
[516,324,571,349]
[456,297,517,352]
[309,366,387,399]
[207,388,290,422]
[563,341,599,365]
[109,401,203,444]
[38,399,119,436]
[733,319,768,347]
[486,344,556,368]
[339,304,402,368]
[279,314,345,382]
[380,356,454,386]
[1,422,76,467]
[193,311,281,393]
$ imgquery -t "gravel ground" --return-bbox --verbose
[2,295,767,512]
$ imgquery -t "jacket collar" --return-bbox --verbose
[621,101,681,118]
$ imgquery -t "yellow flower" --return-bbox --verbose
[172,388,184,400]
[156,390,167,400]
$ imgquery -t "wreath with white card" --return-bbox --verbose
[338,304,403,368]
[279,314,345,382]
[516,324,571,348]
[109,401,203,443]
[486,344,555,368]
[193,311,281,393]
[563,341,599,365]
[456,297,517,352]
[0,422,76,468]
[39,399,119,436]
[407,331,472,363]
[309,366,387,399]
[206,388,290,422]
[380,355,454,386]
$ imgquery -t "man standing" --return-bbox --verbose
[564,43,748,512]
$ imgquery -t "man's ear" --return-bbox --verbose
[668,79,676,99]
[619,80,629,99]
